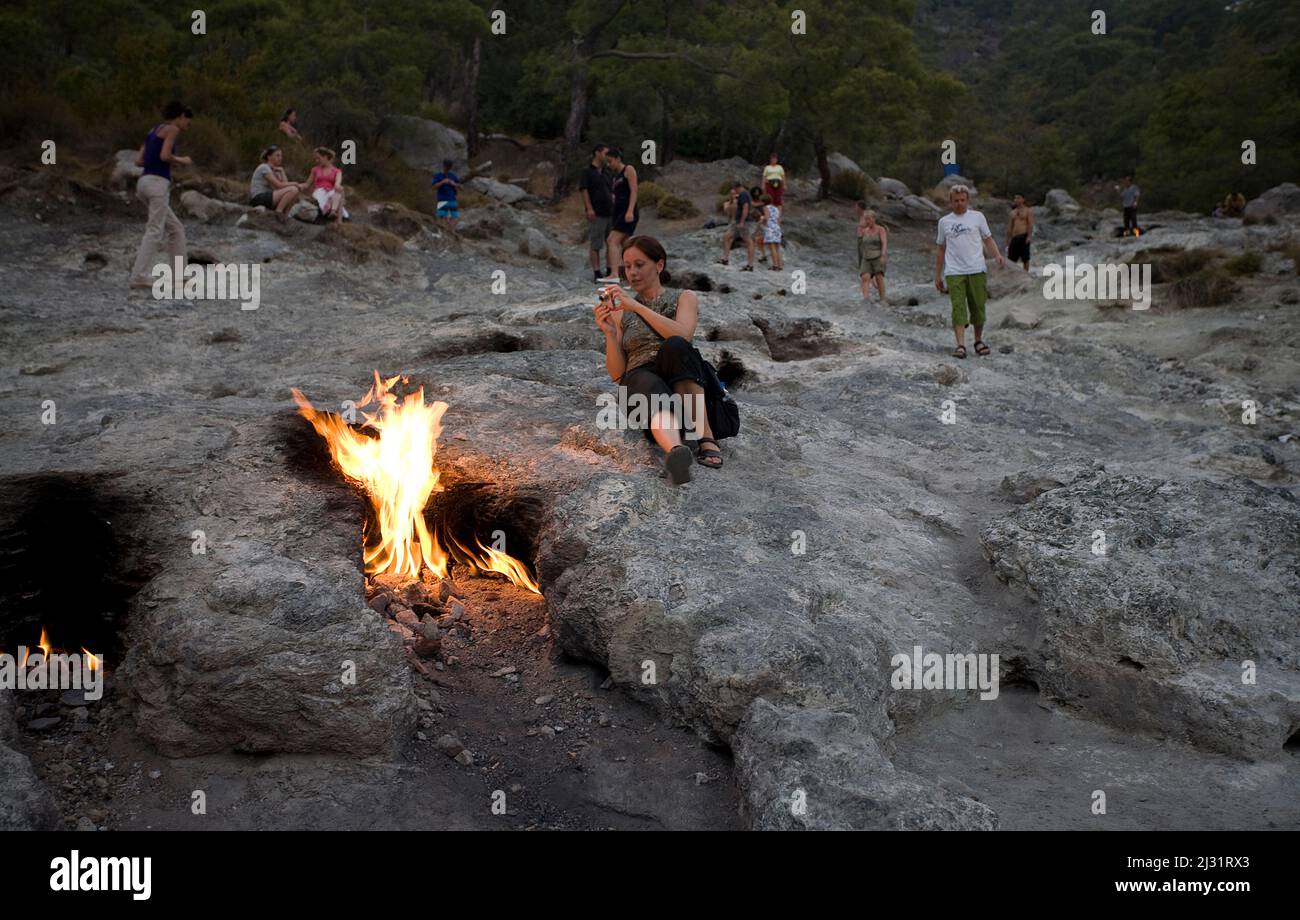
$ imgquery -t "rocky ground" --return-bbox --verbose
[0,155,1296,830]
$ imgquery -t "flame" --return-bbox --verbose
[292,372,541,594]
[82,649,101,672]
[448,533,542,595]
[38,627,52,658]
[294,371,450,580]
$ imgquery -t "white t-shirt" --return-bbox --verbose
[936,209,992,276]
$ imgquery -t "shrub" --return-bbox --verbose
[655,192,699,220]
[831,169,876,201]
[1224,252,1263,276]
[718,177,737,196]
[1127,246,1223,284]
[636,181,666,209]
[1267,238,1300,275]
[1169,267,1238,308]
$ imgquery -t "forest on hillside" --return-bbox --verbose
[1,0,1296,209]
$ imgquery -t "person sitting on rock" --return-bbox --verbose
[249,145,304,217]
[308,147,348,221]
[279,108,304,142]
[593,235,722,484]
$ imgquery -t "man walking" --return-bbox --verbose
[934,185,1004,359]
[578,144,613,283]
[1006,193,1034,272]
[720,180,755,271]
[1120,176,1140,234]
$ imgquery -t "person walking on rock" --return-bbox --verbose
[600,149,639,282]
[128,101,193,289]
[719,180,755,270]
[1120,176,1140,234]
[855,202,888,303]
[579,143,614,283]
[934,185,1004,359]
[1006,193,1034,272]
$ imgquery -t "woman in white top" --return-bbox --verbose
[760,194,782,270]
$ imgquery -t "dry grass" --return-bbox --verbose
[1223,252,1263,276]
[1267,237,1300,275]
[1169,267,1239,308]
[1127,246,1224,284]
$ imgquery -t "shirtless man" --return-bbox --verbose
[1006,194,1034,272]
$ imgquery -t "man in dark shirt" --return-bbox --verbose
[721,180,755,270]
[578,144,613,283]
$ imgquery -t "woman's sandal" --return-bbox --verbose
[952,345,967,359]
[665,444,694,485]
[974,340,991,356]
[695,438,724,469]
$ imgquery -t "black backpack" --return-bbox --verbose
[695,346,740,439]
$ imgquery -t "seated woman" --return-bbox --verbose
[593,235,723,485]
[249,145,303,216]
[279,108,303,142]
[307,147,349,221]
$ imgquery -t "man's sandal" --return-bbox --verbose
[695,438,723,469]
[974,341,991,356]
[952,345,967,359]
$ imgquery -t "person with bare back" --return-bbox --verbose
[1006,193,1034,272]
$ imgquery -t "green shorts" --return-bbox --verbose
[946,272,988,328]
[858,255,884,276]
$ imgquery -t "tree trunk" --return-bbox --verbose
[557,41,591,199]
[814,134,831,200]
[463,36,482,159]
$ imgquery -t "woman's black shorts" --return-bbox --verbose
[250,191,275,208]
[619,336,708,443]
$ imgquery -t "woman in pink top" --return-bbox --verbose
[308,147,348,221]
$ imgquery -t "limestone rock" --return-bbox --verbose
[383,116,468,172]
[878,177,911,200]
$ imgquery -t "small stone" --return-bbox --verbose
[553,725,565,733]
[71,707,89,722]
[60,690,87,706]
[534,695,553,705]
[694,772,713,785]
[538,725,555,738]
[598,713,611,727]
[367,595,390,615]
[416,731,427,741]
[28,716,62,732]
[600,676,614,690]
[394,608,420,628]
[76,817,96,832]
[936,365,961,386]
[414,637,441,659]
[412,601,443,619]
[454,750,474,766]
[490,665,517,678]
[436,734,465,758]
[149,769,161,779]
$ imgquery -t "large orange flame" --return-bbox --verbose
[292,372,541,594]
[293,371,450,580]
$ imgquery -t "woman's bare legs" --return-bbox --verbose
[606,231,626,281]
[874,272,887,304]
[648,409,683,453]
[273,186,298,213]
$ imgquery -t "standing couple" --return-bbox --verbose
[579,144,639,284]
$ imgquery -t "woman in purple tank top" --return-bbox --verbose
[129,101,194,289]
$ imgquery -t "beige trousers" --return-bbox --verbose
[129,174,186,285]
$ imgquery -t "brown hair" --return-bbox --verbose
[314,146,335,161]
[621,235,671,284]
[760,194,773,204]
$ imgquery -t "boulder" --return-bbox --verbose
[0,696,56,830]
[180,189,248,225]
[109,149,143,190]
[902,194,943,221]
[383,116,468,172]
[288,199,321,223]
[998,460,1106,505]
[734,699,999,830]
[1044,188,1082,216]
[981,474,1300,758]
[878,177,911,200]
[468,176,530,205]
[519,226,556,261]
[1254,182,1300,214]
[936,173,978,196]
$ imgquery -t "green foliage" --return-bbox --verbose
[829,170,877,202]
[1224,252,1263,276]
[654,192,699,220]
